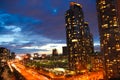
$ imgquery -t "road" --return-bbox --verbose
[9,61,49,80]
[8,60,103,80]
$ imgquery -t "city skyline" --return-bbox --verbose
[0,0,99,54]
[1,1,120,80]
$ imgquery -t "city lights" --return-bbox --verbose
[0,0,120,80]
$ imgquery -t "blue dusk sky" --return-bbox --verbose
[0,0,100,54]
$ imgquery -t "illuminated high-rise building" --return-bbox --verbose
[84,22,94,55]
[96,0,120,79]
[65,2,94,71]
[62,46,68,55]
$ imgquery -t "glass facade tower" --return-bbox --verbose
[65,2,94,71]
[96,0,120,79]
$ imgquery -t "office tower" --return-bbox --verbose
[65,2,94,71]
[84,22,94,55]
[10,52,16,59]
[33,53,39,58]
[62,46,68,55]
[52,49,58,56]
[96,0,120,79]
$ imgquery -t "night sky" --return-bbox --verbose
[0,0,100,54]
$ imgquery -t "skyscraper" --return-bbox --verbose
[65,2,94,71]
[52,49,58,56]
[62,46,68,55]
[96,0,120,79]
[84,22,94,55]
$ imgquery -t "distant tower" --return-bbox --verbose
[52,49,58,56]
[84,22,94,55]
[96,0,120,79]
[11,52,16,59]
[65,2,94,71]
[62,46,68,55]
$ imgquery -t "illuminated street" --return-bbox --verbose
[9,61,49,80]
[1,0,119,79]
[8,60,103,80]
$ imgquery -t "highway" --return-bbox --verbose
[8,60,103,80]
[9,61,49,80]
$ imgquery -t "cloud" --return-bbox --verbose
[0,0,68,40]
[0,12,42,35]
[0,0,98,41]
[0,35,14,42]
[14,48,49,54]
[0,0,99,54]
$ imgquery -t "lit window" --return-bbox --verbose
[110,21,112,23]
[102,1,105,4]
[102,24,108,28]
[116,44,120,51]
[72,39,78,42]
[108,47,111,50]
[68,18,70,22]
[113,21,118,26]
[113,59,116,62]
[112,9,116,11]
